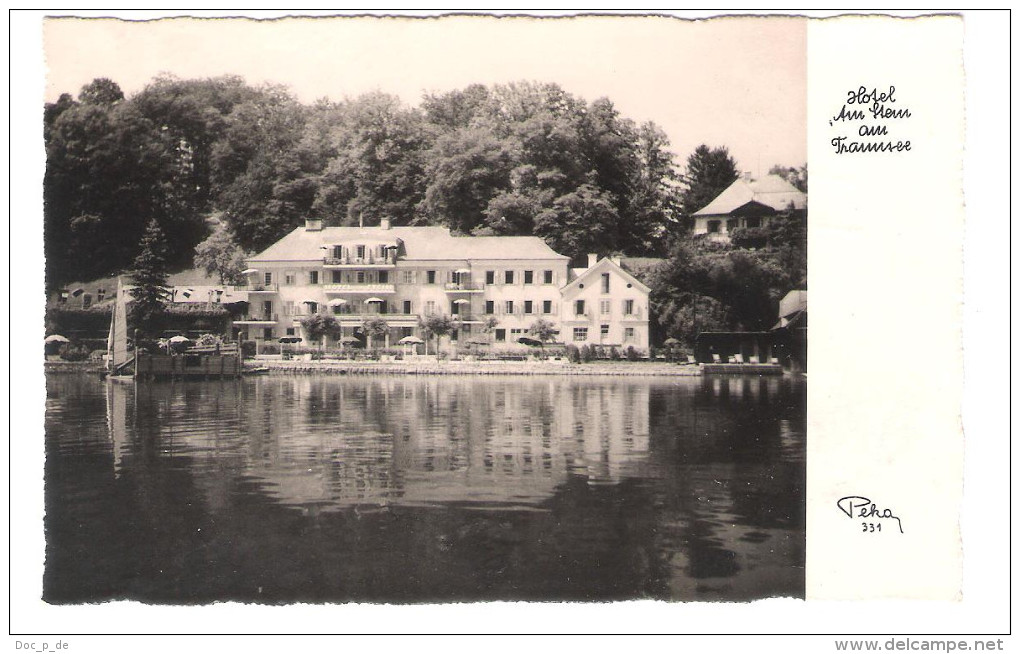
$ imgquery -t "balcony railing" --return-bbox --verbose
[443,281,485,292]
[323,254,397,267]
[231,283,279,293]
[234,313,279,323]
[322,283,397,294]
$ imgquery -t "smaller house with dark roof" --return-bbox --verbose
[692,173,806,241]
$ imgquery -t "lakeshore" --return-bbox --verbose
[44,358,795,377]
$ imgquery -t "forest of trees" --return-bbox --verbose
[44,74,806,347]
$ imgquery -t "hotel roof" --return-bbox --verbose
[250,225,569,262]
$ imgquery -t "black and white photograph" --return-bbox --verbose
[11,8,1009,645]
[38,13,807,605]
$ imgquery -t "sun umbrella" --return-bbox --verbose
[398,336,425,345]
[241,268,258,275]
[45,334,70,344]
[168,335,191,344]
[339,336,360,344]
[454,268,471,275]
[364,297,384,303]
[328,298,347,306]
[664,338,681,347]
[279,336,303,344]
[452,298,470,305]
[517,336,543,347]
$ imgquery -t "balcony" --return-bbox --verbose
[444,281,485,293]
[322,283,397,294]
[323,254,397,268]
[331,312,420,325]
[563,311,594,323]
[232,283,279,293]
[233,314,279,325]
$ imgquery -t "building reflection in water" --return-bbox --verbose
[44,373,804,603]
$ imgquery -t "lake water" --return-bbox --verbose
[44,373,805,603]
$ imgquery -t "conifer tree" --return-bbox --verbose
[129,219,171,339]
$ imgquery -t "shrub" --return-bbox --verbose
[58,342,92,362]
[196,333,224,348]
[625,345,640,361]
[260,344,280,355]
[565,344,581,363]
[240,341,256,359]
[648,345,658,361]
[580,344,594,363]
[609,346,621,361]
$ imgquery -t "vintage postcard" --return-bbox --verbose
[9,8,1008,643]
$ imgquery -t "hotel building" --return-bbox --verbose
[233,218,650,351]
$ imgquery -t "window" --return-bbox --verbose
[511,328,523,336]
[285,272,296,285]
[333,305,343,315]
[542,300,552,314]
[625,327,635,342]
[505,300,514,315]
[543,270,553,284]
[600,299,611,315]
[378,271,388,284]
[82,294,92,309]
[427,270,437,284]
[307,302,317,314]
[575,300,586,316]
[524,270,533,284]
[624,299,635,315]
[402,270,415,284]
[356,245,365,259]
[58,290,68,303]
[263,327,273,340]
[426,300,436,315]
[332,245,342,259]
[284,301,295,316]
[707,220,721,233]
[601,273,610,293]
[524,300,533,314]
[403,300,412,315]
[726,218,739,232]
[485,270,495,285]
[264,272,273,285]
[401,327,414,338]
[451,301,460,315]
[573,327,588,342]
[485,300,495,315]
[746,217,762,228]
[309,271,319,285]
[262,300,273,316]
[354,271,365,284]
[495,329,506,343]
[286,327,295,336]
[601,324,610,337]
[504,270,514,285]
[96,288,106,302]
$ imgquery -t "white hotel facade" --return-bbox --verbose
[233,218,650,351]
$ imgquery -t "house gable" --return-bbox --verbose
[560,257,650,299]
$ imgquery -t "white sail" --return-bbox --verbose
[110,276,129,371]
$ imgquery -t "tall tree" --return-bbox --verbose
[194,222,249,284]
[533,180,619,263]
[678,145,739,228]
[128,219,171,339]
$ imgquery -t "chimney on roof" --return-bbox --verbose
[743,171,753,181]
[610,255,621,266]
[380,217,391,230]
[587,253,599,268]
[305,218,323,232]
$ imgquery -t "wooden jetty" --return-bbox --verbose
[133,346,242,380]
